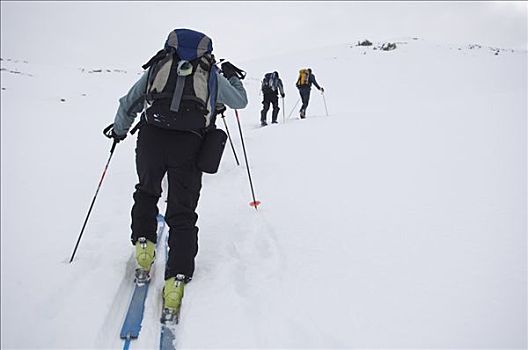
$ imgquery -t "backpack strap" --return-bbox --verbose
[142,49,168,70]
[170,74,186,112]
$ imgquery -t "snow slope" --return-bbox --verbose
[1,38,526,349]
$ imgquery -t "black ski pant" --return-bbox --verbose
[298,87,311,117]
[261,93,280,123]
[131,123,203,280]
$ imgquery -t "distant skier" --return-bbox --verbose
[260,71,285,126]
[104,29,247,317]
[295,68,324,119]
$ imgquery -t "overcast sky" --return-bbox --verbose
[1,1,527,68]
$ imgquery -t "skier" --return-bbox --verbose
[260,71,285,126]
[104,29,248,317]
[295,68,324,119]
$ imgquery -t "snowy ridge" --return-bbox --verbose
[1,38,526,349]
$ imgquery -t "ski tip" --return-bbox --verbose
[249,201,261,208]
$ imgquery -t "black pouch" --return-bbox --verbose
[197,128,228,174]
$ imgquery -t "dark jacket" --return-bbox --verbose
[298,73,321,91]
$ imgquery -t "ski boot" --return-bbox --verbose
[134,237,155,285]
[300,109,306,119]
[161,274,187,324]
[261,120,268,127]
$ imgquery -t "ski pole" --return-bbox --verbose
[234,110,260,209]
[69,139,118,263]
[221,112,240,166]
[287,98,300,120]
[281,97,285,124]
[322,91,328,116]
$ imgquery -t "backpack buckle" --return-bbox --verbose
[177,60,193,77]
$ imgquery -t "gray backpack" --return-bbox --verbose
[141,29,218,131]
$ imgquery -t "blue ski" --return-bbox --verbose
[160,323,177,350]
[121,214,166,350]
[159,230,178,350]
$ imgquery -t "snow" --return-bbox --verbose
[1,39,526,349]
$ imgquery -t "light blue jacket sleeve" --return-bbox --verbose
[216,74,248,110]
[113,72,148,135]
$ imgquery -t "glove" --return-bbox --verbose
[320,87,325,93]
[221,61,246,80]
[281,93,285,98]
[221,62,237,79]
[215,103,227,115]
[103,123,126,143]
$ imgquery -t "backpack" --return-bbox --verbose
[296,69,310,87]
[261,72,279,94]
[141,29,218,131]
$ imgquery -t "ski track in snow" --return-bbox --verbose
[96,253,136,349]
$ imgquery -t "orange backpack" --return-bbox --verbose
[296,69,310,87]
